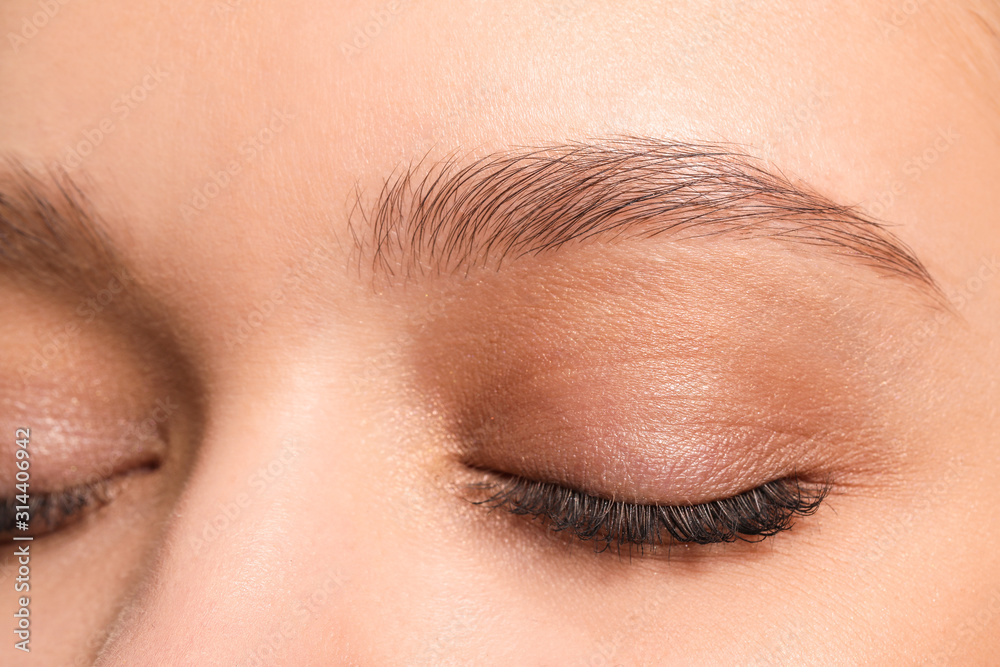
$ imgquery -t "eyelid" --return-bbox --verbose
[467,470,830,554]
[0,460,159,542]
[0,480,111,542]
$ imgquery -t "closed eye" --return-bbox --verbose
[0,481,112,542]
[467,471,830,555]
[0,463,158,543]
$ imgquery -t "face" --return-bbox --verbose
[2,0,999,664]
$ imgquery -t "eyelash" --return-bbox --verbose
[469,472,829,553]
[0,481,112,542]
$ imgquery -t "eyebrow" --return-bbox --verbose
[353,138,940,298]
[1,139,940,307]
[0,161,127,298]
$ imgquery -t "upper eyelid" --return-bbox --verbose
[467,471,830,551]
[0,480,111,541]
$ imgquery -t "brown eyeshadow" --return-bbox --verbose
[403,242,923,503]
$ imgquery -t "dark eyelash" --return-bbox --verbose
[0,481,111,542]
[469,473,829,553]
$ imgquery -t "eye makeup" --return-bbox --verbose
[0,396,168,542]
[0,377,171,494]
[0,478,116,542]
[392,244,928,561]
[468,471,829,552]
[0,375,176,542]
[0,286,193,544]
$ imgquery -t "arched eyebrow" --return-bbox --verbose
[353,138,940,299]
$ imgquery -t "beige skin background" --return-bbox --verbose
[1,0,999,664]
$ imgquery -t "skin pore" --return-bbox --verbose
[1,0,999,664]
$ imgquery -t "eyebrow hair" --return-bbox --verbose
[0,161,127,297]
[1,140,941,311]
[352,138,940,298]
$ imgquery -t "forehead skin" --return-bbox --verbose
[0,0,997,315]
[1,0,999,664]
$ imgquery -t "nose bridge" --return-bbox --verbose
[95,385,354,665]
[184,435,301,565]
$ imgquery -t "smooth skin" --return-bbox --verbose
[1,1,999,664]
